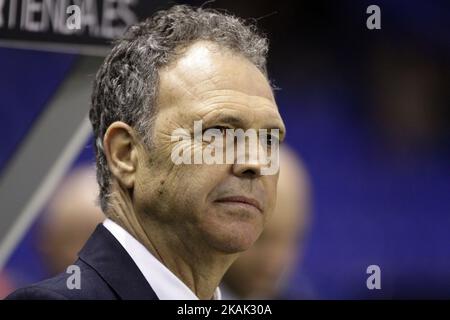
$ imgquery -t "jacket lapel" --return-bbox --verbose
[78,224,158,300]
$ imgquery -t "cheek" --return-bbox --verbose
[163,164,229,213]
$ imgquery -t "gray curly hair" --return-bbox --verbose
[89,4,270,212]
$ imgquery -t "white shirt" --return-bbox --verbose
[103,218,221,300]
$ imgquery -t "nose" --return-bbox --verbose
[232,160,263,178]
[231,137,270,178]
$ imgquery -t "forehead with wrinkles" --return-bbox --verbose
[157,41,276,111]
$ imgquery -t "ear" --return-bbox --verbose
[103,121,139,189]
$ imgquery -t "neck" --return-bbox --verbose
[107,187,237,300]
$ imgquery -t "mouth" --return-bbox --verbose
[214,196,263,214]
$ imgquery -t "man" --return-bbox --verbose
[1,166,103,298]
[222,147,312,299]
[7,5,285,300]
[37,165,104,275]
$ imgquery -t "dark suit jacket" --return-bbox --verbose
[6,224,159,300]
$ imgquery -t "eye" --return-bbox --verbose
[203,126,230,134]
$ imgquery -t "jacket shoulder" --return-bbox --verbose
[6,259,118,300]
[6,285,68,300]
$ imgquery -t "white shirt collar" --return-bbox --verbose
[102,218,221,300]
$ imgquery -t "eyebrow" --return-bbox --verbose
[212,115,243,127]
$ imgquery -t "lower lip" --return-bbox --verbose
[214,200,262,214]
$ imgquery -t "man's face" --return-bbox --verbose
[134,41,285,253]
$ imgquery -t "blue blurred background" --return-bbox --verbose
[0,0,449,299]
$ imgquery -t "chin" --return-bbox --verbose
[200,212,264,254]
